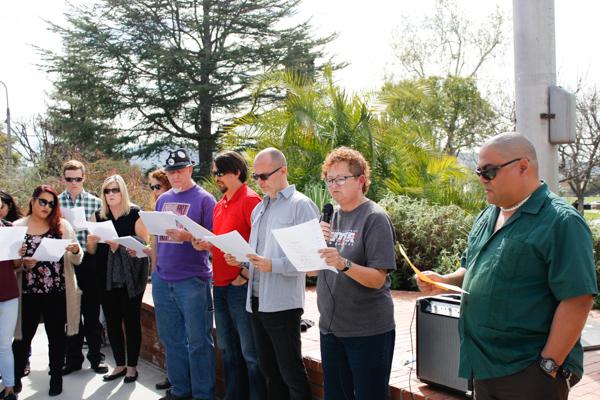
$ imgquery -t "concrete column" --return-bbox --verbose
[513,0,559,192]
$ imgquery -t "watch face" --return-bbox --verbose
[540,358,557,372]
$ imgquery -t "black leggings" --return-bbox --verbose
[102,287,143,367]
[13,292,66,379]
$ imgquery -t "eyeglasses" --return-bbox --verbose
[149,184,162,191]
[212,170,226,177]
[251,166,282,181]
[103,188,121,195]
[475,158,523,181]
[65,177,83,183]
[36,198,56,209]
[324,175,357,187]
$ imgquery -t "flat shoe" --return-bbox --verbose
[103,369,127,381]
[124,371,138,383]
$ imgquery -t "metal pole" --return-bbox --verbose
[513,0,559,192]
[0,81,10,161]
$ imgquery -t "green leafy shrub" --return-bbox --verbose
[379,192,474,290]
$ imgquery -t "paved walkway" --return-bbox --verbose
[10,330,167,400]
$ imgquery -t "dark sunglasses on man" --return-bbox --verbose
[211,170,226,177]
[251,166,282,181]
[65,177,84,183]
[36,198,56,209]
[475,158,524,181]
[103,188,121,195]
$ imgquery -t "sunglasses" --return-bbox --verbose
[65,177,83,183]
[251,166,282,181]
[475,158,523,181]
[36,198,56,209]
[103,188,121,195]
[211,170,226,177]
[149,184,162,190]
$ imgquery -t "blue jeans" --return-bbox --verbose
[320,330,395,400]
[152,272,215,399]
[214,284,266,400]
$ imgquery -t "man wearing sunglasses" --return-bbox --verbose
[192,151,266,400]
[224,148,317,400]
[151,148,217,400]
[416,133,597,400]
[58,160,109,376]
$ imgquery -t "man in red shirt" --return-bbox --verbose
[192,151,266,400]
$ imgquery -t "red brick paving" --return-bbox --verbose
[141,285,600,399]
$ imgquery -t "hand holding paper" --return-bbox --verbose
[86,221,118,242]
[204,231,255,262]
[31,238,73,262]
[0,226,27,261]
[113,236,149,258]
[139,211,178,236]
[398,244,468,294]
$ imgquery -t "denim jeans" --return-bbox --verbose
[214,284,266,400]
[0,298,18,388]
[320,330,395,400]
[152,272,215,399]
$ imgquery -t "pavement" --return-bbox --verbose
[5,327,169,400]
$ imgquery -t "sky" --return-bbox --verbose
[0,0,598,123]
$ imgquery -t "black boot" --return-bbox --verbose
[49,375,62,396]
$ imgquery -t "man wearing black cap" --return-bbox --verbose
[151,149,217,400]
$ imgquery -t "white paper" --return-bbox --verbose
[113,236,149,258]
[272,219,338,273]
[62,207,87,231]
[0,226,28,261]
[139,211,179,236]
[86,220,118,242]
[31,238,73,262]
[204,231,255,262]
[175,214,214,238]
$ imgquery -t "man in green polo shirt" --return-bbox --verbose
[417,132,597,400]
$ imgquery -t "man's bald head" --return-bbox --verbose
[481,132,538,164]
[255,147,287,168]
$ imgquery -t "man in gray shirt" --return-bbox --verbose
[226,148,317,400]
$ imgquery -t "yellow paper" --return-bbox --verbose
[398,244,468,294]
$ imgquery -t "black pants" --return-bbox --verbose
[65,253,104,367]
[13,292,66,379]
[250,297,311,400]
[102,287,143,367]
[474,362,577,400]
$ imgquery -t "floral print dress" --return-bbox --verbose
[22,231,65,294]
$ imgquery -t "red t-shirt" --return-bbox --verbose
[0,220,19,302]
[212,184,261,286]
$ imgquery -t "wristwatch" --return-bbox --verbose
[341,258,352,272]
[539,356,560,375]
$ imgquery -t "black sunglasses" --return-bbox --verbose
[211,170,226,177]
[149,184,162,190]
[103,188,121,194]
[475,158,523,181]
[251,166,282,181]
[65,177,83,183]
[36,198,56,209]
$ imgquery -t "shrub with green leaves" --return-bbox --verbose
[379,193,475,290]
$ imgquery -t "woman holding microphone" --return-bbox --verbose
[317,147,397,400]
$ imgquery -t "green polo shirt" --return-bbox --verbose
[458,182,597,380]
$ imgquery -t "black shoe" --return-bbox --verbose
[61,363,82,375]
[156,378,172,390]
[158,390,192,400]
[102,369,127,381]
[4,392,17,400]
[124,371,138,383]
[49,375,62,397]
[91,362,109,374]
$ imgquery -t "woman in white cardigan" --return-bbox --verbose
[12,185,82,397]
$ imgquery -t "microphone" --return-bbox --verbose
[321,203,334,224]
